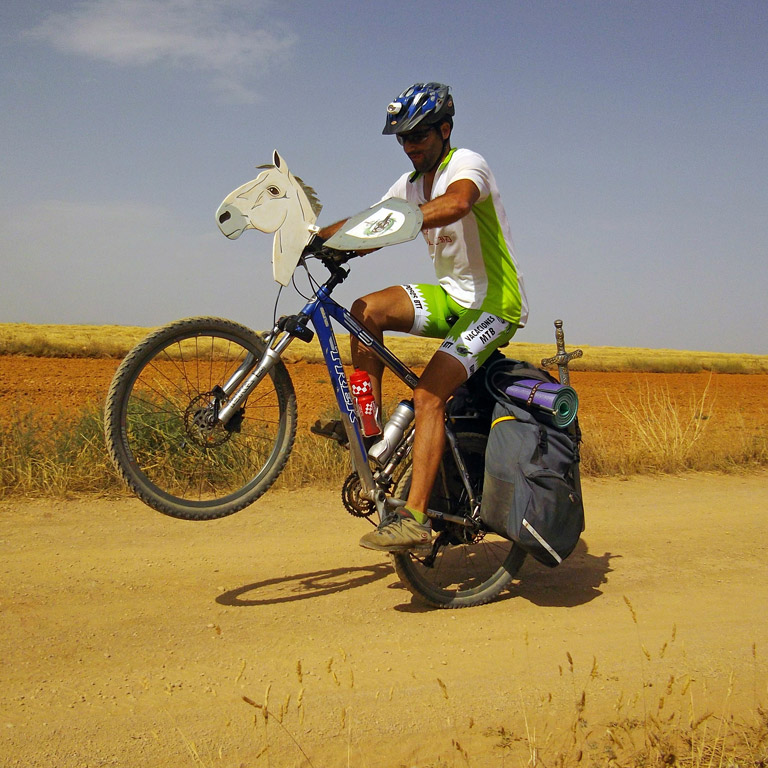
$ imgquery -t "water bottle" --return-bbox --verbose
[349,369,381,437]
[368,400,415,465]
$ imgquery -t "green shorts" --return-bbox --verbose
[401,284,518,376]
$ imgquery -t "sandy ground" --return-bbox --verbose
[1,471,767,767]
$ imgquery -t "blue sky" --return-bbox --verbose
[1,0,766,353]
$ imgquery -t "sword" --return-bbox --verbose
[540,319,583,387]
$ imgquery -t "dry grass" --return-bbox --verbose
[2,323,767,373]
[0,322,150,358]
[1,376,767,499]
[226,634,767,767]
[580,377,768,476]
[286,336,768,375]
[0,406,122,498]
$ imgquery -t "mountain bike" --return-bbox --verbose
[104,152,567,608]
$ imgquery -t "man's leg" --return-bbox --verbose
[405,352,467,517]
[359,307,518,552]
[311,286,416,443]
[358,351,466,552]
[350,286,414,405]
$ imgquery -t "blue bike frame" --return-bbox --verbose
[215,261,420,505]
[300,281,419,495]
[213,256,482,524]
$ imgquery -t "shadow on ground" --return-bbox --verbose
[216,562,392,606]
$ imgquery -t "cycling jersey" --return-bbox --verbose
[383,148,528,328]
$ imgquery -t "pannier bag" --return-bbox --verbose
[481,361,584,567]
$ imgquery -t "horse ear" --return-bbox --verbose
[273,150,288,175]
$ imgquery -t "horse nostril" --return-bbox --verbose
[219,211,231,224]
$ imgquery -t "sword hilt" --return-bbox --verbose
[540,319,582,386]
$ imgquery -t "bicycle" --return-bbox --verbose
[105,152,537,608]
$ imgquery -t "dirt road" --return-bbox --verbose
[1,472,766,767]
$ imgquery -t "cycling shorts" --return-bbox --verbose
[401,284,518,377]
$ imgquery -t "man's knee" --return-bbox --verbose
[413,351,468,414]
[350,296,371,324]
[352,286,413,333]
[413,382,451,413]
[351,291,389,322]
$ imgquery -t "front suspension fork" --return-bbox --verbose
[216,327,296,425]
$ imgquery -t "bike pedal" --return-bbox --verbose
[310,418,349,446]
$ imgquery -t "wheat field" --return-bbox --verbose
[1,322,767,373]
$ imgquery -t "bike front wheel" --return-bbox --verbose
[105,317,297,520]
[391,432,526,608]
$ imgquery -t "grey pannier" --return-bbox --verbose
[481,362,584,567]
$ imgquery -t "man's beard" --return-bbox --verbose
[408,146,442,174]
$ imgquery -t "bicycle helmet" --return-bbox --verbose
[382,82,455,135]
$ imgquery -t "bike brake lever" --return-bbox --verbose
[318,248,357,266]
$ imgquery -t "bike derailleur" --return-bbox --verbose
[341,472,376,519]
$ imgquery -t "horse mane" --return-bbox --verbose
[255,164,323,219]
[294,176,323,218]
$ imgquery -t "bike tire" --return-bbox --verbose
[104,317,297,520]
[391,432,526,608]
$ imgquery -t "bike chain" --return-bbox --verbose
[341,472,375,518]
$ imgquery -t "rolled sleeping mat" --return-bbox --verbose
[503,379,579,429]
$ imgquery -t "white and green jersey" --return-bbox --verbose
[384,148,528,327]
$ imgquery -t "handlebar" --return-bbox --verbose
[301,235,363,271]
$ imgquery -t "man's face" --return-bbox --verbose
[398,122,450,173]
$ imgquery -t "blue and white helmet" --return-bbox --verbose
[382,82,455,135]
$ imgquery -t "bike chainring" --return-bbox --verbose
[341,472,375,518]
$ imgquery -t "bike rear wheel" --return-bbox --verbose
[391,432,526,608]
[104,317,297,520]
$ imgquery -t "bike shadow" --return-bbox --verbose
[393,540,617,613]
[508,540,617,608]
[216,563,392,607]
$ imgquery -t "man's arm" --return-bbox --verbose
[420,179,480,229]
[316,178,479,242]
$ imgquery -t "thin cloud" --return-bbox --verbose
[25,0,295,101]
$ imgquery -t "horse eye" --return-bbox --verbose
[267,186,281,196]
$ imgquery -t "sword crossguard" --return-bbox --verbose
[540,319,583,386]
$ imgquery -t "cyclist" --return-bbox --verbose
[317,82,528,551]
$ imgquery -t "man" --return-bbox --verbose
[318,82,528,551]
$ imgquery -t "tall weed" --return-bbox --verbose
[0,406,120,498]
[609,377,713,472]
[578,378,768,476]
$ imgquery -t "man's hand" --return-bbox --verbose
[316,220,347,241]
[301,232,327,256]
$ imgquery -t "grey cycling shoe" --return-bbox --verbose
[359,513,432,552]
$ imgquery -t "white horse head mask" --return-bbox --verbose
[216,150,322,285]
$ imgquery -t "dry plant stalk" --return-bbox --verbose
[609,376,714,472]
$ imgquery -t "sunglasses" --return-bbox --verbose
[396,126,437,146]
